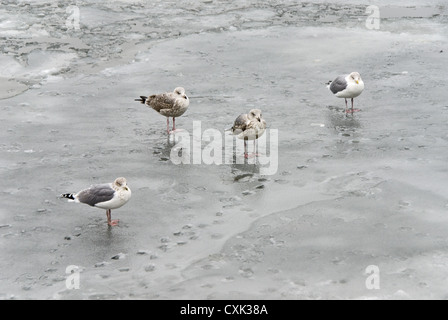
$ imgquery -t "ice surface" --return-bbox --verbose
[0,0,448,300]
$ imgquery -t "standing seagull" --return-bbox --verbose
[60,177,132,226]
[229,109,267,158]
[135,87,189,133]
[328,72,364,114]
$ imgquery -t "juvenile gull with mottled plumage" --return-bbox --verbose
[135,87,190,133]
[60,177,132,226]
[328,72,364,113]
[228,109,266,158]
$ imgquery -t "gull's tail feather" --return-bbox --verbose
[60,193,76,200]
[135,96,147,104]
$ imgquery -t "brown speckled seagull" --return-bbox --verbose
[60,177,132,226]
[135,87,190,134]
[229,109,266,158]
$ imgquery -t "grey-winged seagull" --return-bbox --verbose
[328,72,364,113]
[60,177,131,226]
[228,109,267,158]
[135,87,189,133]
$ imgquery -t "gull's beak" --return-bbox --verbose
[183,94,188,100]
[256,116,261,122]
[124,187,129,191]
[355,80,359,84]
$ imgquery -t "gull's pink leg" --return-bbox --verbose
[254,140,260,157]
[244,140,249,158]
[172,117,176,131]
[246,140,260,158]
[106,209,119,226]
[345,98,353,114]
[166,118,170,134]
[350,98,361,113]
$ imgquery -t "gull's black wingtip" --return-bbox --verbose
[60,193,75,200]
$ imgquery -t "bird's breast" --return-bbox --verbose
[119,188,132,202]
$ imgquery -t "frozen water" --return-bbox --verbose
[0,0,448,300]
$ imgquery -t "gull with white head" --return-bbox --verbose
[60,177,131,226]
[328,72,364,114]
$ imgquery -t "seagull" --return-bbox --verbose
[135,87,190,133]
[228,109,267,158]
[328,72,364,114]
[60,177,132,226]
